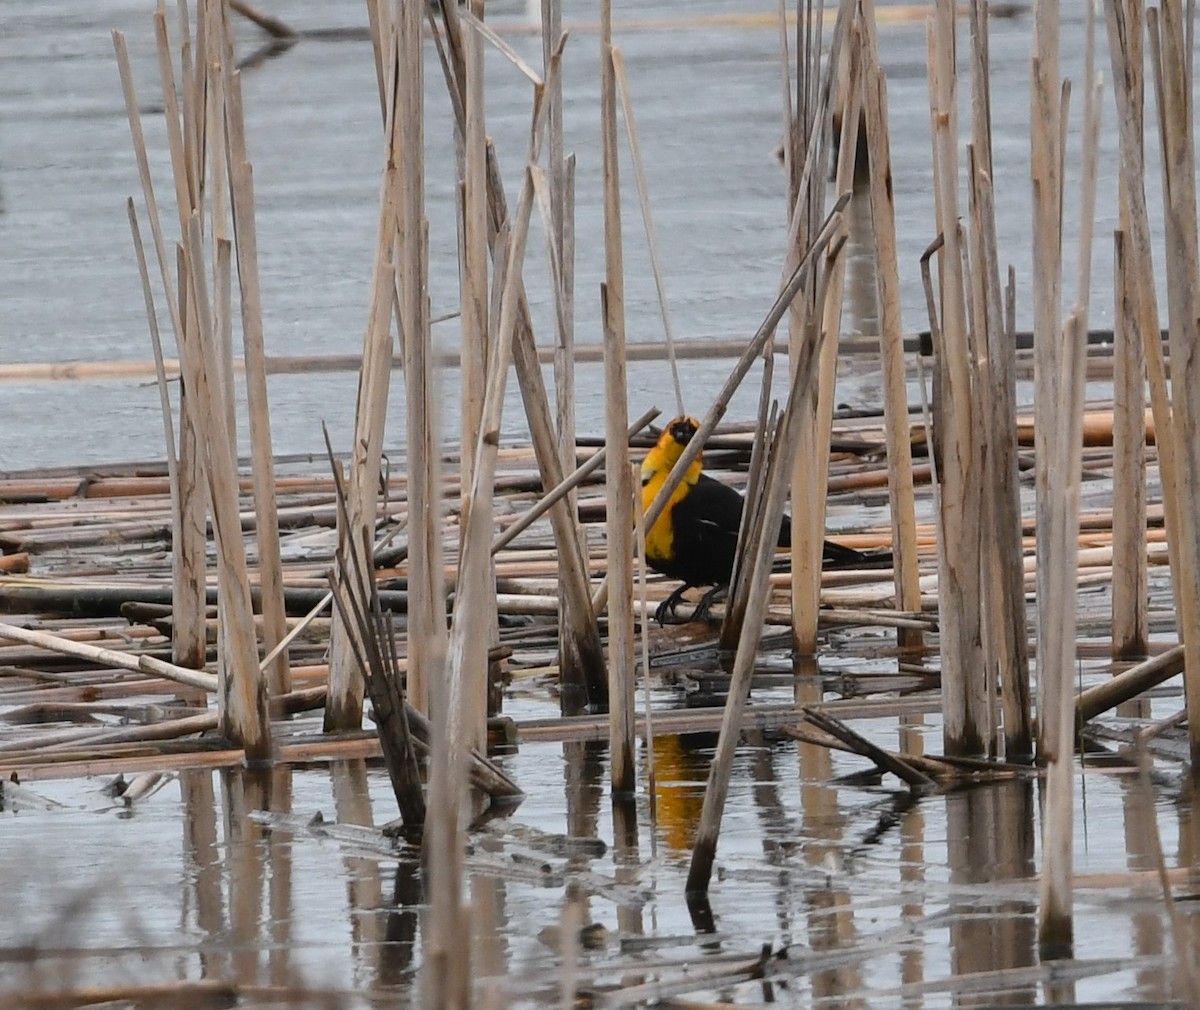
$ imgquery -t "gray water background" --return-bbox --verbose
[0,1,1168,471]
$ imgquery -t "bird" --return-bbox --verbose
[639,415,866,626]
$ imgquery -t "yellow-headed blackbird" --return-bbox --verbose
[640,415,864,625]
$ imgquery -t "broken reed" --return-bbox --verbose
[115,1,281,759]
[1029,0,1074,958]
[324,0,404,732]
[599,0,637,795]
[1145,0,1200,766]
[99,0,1200,964]
[688,232,847,895]
[860,0,924,655]
[927,0,988,759]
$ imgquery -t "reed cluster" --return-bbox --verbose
[4,0,1200,995]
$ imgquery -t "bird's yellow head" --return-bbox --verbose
[641,415,703,486]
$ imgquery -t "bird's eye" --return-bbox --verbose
[672,420,697,443]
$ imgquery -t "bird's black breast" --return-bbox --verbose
[654,475,745,588]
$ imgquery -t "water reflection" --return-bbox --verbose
[900,795,925,1010]
[563,737,605,932]
[611,795,644,980]
[20,726,1170,1006]
[1122,771,1167,1003]
[650,732,713,855]
[383,859,422,988]
[221,767,275,985]
[794,655,863,1005]
[268,766,295,987]
[331,760,381,988]
[946,781,1036,1007]
[136,728,1196,1004]
[747,728,795,942]
[179,769,225,979]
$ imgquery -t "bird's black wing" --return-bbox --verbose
[664,474,875,588]
[775,501,870,567]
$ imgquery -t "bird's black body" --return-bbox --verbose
[649,473,862,589]
[641,416,867,625]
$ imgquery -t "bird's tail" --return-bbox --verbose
[776,514,888,568]
[822,538,873,568]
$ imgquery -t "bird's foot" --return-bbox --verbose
[654,585,691,627]
[690,584,727,623]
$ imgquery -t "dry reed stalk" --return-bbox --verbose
[1037,295,1088,958]
[0,553,28,574]
[0,620,218,693]
[228,0,295,38]
[130,3,268,756]
[6,982,243,1007]
[1110,234,1148,658]
[5,712,219,757]
[963,0,1032,760]
[789,0,853,654]
[125,200,178,496]
[460,3,488,504]
[972,164,1033,759]
[1148,1,1200,765]
[801,707,936,791]
[540,0,570,454]
[174,341,208,674]
[113,27,207,674]
[611,47,684,416]
[1030,0,1086,957]
[399,1,445,727]
[182,214,272,759]
[1105,0,1185,652]
[326,11,404,728]
[212,235,238,686]
[632,198,850,580]
[204,1,231,280]
[0,334,964,383]
[856,2,923,655]
[152,8,198,252]
[717,392,778,653]
[427,4,607,714]
[1132,744,1200,1005]
[256,592,329,672]
[446,54,553,758]
[221,28,289,698]
[175,16,207,686]
[686,246,839,896]
[1075,644,1185,723]
[476,154,610,713]
[445,0,500,740]
[179,0,202,212]
[420,628,466,1010]
[600,0,637,794]
[795,8,859,655]
[127,210,206,694]
[536,0,588,722]
[325,449,425,829]
[528,161,604,708]
[928,2,987,756]
[492,407,659,554]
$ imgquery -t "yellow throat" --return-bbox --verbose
[640,416,702,564]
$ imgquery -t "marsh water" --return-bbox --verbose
[2,0,1199,1004]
